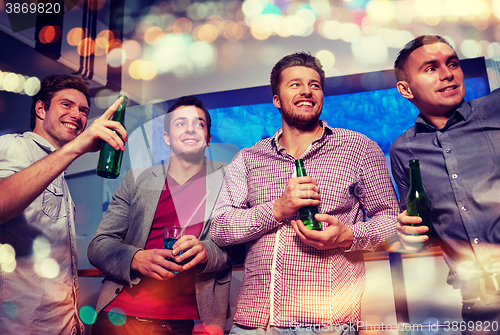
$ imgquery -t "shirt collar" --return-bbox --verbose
[272,120,333,154]
[24,132,57,153]
[414,99,469,132]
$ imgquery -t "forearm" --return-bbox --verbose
[211,201,281,246]
[348,208,397,251]
[0,145,79,225]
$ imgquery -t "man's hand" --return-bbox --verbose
[291,213,354,250]
[396,210,429,251]
[273,176,321,222]
[64,96,128,157]
[131,249,182,280]
[172,235,208,271]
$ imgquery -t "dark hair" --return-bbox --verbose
[270,52,325,96]
[163,96,212,139]
[31,75,90,130]
[394,35,453,81]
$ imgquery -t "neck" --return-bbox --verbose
[168,153,205,184]
[278,121,323,159]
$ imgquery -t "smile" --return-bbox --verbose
[438,86,458,93]
[296,101,314,107]
[63,123,77,130]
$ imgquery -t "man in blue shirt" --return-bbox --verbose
[390,35,500,334]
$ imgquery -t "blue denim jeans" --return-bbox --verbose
[229,323,358,335]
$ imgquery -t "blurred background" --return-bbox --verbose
[1,0,499,334]
[1,0,500,133]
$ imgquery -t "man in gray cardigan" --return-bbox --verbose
[88,96,239,335]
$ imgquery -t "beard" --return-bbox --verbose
[281,107,321,131]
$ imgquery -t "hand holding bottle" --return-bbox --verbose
[272,176,320,222]
[291,213,354,250]
[65,96,127,157]
[396,210,429,251]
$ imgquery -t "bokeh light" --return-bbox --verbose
[67,28,85,46]
[3,72,19,92]
[78,38,95,57]
[24,77,40,96]
[108,308,127,326]
[38,25,61,44]
[34,258,60,279]
[80,306,98,325]
[144,26,164,45]
[461,39,482,58]
[193,24,219,43]
[315,50,335,70]
[0,243,16,273]
[123,39,142,60]
[2,301,19,319]
[95,89,114,109]
[173,17,193,33]
[339,22,361,43]
[366,0,396,23]
[32,236,51,261]
[108,48,127,68]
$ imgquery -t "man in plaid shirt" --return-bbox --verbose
[211,52,399,335]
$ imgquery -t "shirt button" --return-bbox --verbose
[452,174,458,179]
[446,149,451,153]
[474,238,480,244]
[462,206,468,212]
[115,288,121,294]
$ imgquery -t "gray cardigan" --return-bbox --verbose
[87,158,239,330]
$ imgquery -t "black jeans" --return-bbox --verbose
[460,277,500,335]
[91,311,195,335]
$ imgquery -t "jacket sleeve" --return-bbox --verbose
[87,170,143,286]
[199,233,245,273]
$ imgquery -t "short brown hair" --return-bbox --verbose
[270,52,325,96]
[394,35,453,82]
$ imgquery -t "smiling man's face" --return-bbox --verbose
[34,88,90,149]
[164,105,211,157]
[273,66,324,130]
[397,42,465,121]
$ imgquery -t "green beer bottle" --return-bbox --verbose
[406,159,433,248]
[295,159,322,231]
[96,95,127,179]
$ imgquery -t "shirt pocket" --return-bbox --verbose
[42,183,67,219]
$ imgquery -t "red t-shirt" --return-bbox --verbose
[105,165,207,319]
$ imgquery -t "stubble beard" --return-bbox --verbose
[281,107,321,131]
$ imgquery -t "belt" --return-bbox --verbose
[460,273,500,300]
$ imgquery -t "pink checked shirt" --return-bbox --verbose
[211,122,399,329]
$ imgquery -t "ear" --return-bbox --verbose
[396,81,414,100]
[206,134,211,147]
[35,100,46,120]
[163,132,170,146]
[273,95,281,109]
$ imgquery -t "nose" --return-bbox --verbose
[440,65,454,81]
[69,107,82,120]
[185,123,195,133]
[300,84,312,96]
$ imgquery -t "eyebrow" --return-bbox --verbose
[173,116,206,123]
[58,98,90,113]
[419,55,459,70]
[285,78,321,86]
